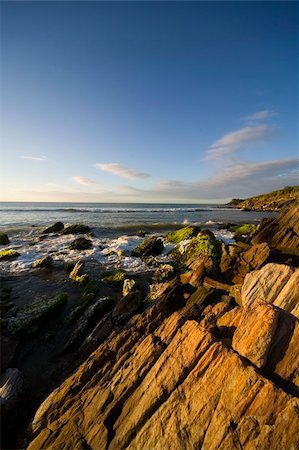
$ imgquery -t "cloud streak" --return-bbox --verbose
[245,109,276,121]
[120,158,299,201]
[22,156,46,161]
[205,124,273,160]
[94,163,149,179]
[72,176,97,185]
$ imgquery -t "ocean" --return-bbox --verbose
[0,202,277,274]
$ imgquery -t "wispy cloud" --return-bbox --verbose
[22,156,46,161]
[72,176,97,185]
[245,109,277,121]
[205,124,273,160]
[94,163,149,179]
[120,158,299,201]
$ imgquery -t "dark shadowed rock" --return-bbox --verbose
[32,256,53,269]
[131,236,164,257]
[42,222,64,234]
[61,224,90,235]
[0,368,26,413]
[0,233,10,245]
[252,203,299,254]
[112,290,142,326]
[68,237,92,250]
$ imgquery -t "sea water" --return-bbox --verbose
[0,202,277,273]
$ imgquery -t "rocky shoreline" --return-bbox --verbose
[1,202,299,449]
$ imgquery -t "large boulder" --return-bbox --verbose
[241,263,297,313]
[232,301,279,369]
[174,230,220,272]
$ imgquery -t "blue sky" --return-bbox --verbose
[1,1,298,203]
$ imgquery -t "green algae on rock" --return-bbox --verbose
[182,231,220,265]
[61,224,90,235]
[101,269,127,285]
[165,225,200,244]
[6,293,67,335]
[0,250,20,261]
[0,233,10,245]
[232,224,257,236]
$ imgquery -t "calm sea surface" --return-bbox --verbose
[0,202,277,237]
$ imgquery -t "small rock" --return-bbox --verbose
[69,260,85,281]
[0,233,10,245]
[122,279,137,297]
[0,250,20,261]
[32,255,53,269]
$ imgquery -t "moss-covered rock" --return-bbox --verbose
[232,223,257,236]
[32,255,53,269]
[101,269,127,285]
[165,225,200,244]
[179,231,221,269]
[0,250,20,261]
[72,274,91,285]
[6,293,67,335]
[68,237,92,250]
[0,233,10,245]
[61,224,90,235]
[131,236,164,257]
[42,222,64,234]
[232,223,258,243]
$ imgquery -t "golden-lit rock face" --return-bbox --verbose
[24,204,299,450]
[27,293,299,450]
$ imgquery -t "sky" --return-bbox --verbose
[1,0,298,203]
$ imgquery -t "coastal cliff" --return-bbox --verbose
[1,201,298,450]
[227,185,299,211]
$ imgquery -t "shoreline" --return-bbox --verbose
[1,202,298,449]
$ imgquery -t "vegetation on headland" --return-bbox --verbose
[227,185,299,211]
